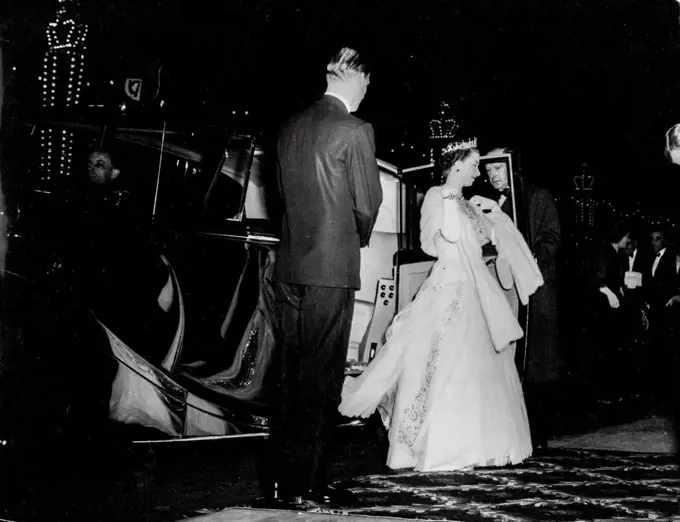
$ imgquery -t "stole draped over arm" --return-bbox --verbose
[485,210,544,305]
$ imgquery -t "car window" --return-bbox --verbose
[201,135,254,228]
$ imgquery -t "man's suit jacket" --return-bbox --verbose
[273,95,383,289]
[626,249,651,275]
[498,177,561,281]
[495,176,562,383]
[647,249,678,310]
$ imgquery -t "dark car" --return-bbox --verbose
[1,121,413,446]
[1,121,524,449]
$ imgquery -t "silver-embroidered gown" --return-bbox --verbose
[339,186,532,471]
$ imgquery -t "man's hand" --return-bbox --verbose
[666,295,680,307]
[470,195,500,212]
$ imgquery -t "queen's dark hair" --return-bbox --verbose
[665,124,680,159]
[438,145,478,174]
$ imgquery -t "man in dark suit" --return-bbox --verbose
[622,233,650,277]
[484,148,561,448]
[266,47,382,507]
[644,226,678,401]
[647,227,677,312]
[619,232,651,333]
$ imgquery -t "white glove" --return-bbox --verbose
[599,286,620,309]
[470,195,500,212]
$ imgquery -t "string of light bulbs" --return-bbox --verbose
[38,0,88,181]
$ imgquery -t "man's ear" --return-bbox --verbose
[111,168,120,180]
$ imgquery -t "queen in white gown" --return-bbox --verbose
[339,140,543,472]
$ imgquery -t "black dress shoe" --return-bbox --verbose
[307,484,357,505]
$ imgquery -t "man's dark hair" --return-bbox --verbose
[649,223,671,239]
[89,147,116,167]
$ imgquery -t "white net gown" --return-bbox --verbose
[339,188,532,471]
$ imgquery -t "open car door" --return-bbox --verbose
[351,154,529,378]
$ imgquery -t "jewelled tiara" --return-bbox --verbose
[442,138,477,155]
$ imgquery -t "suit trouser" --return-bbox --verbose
[269,282,355,496]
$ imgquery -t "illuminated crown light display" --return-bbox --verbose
[38,0,88,181]
[561,197,675,237]
[572,163,596,228]
[569,162,672,228]
[429,101,459,163]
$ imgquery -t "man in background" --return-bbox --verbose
[644,225,678,403]
[647,226,677,314]
[485,148,561,448]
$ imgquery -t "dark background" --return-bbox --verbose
[2,0,680,219]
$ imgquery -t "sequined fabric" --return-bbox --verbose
[398,283,462,449]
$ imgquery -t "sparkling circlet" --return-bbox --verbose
[442,138,477,155]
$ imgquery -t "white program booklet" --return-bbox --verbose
[624,271,642,289]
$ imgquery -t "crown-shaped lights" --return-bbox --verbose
[429,118,459,139]
[573,174,595,191]
[442,138,477,155]
[573,163,595,191]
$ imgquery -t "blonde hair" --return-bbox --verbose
[326,47,370,82]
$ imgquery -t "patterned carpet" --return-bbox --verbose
[192,448,680,521]
[326,449,680,521]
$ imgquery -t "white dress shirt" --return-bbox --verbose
[498,193,507,209]
[652,248,666,277]
[628,249,637,271]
